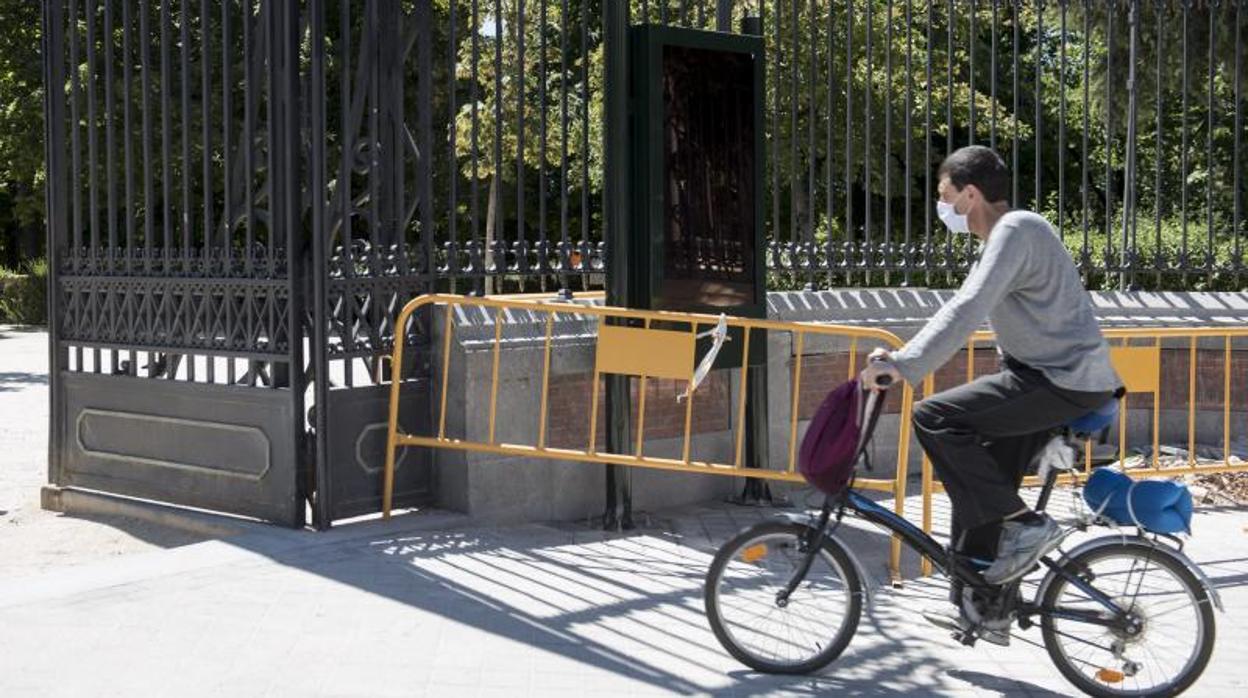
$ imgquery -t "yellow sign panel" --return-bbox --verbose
[596,323,696,380]
[1109,345,1160,394]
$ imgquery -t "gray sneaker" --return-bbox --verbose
[982,514,1063,584]
[921,606,1010,647]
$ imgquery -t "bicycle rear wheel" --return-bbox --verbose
[703,521,862,674]
[1040,540,1215,697]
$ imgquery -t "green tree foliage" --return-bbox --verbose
[0,1,46,267]
[12,1,1248,291]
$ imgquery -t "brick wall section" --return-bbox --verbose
[537,348,1245,452]
[790,347,1248,415]
[545,372,731,450]
[1156,348,1248,411]
[793,349,1001,418]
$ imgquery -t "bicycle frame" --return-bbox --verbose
[780,479,1135,632]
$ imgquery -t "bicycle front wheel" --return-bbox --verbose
[703,521,862,674]
[1040,540,1216,697]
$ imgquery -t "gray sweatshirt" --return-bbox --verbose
[890,210,1122,393]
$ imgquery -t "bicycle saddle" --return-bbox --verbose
[1064,398,1119,436]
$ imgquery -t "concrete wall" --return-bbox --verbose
[431,290,1248,524]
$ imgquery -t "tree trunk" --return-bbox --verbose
[485,174,498,295]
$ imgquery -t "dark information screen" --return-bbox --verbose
[658,45,757,309]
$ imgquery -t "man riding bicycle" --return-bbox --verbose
[860,146,1124,641]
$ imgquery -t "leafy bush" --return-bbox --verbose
[0,257,47,325]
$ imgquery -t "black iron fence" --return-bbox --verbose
[299,0,1247,295]
[39,0,1247,526]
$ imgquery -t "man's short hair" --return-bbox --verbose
[937,146,1011,204]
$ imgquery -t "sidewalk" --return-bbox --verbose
[1,328,1245,696]
[1,492,1245,697]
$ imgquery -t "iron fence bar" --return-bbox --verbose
[825,0,834,289]
[123,0,134,286]
[201,0,212,264]
[1236,0,1244,273]
[790,0,798,253]
[1181,0,1190,283]
[311,0,331,529]
[1081,1,1090,276]
[446,0,458,286]
[884,0,893,285]
[181,0,192,261]
[844,0,852,284]
[43,0,67,483]
[89,1,101,374]
[969,0,976,143]
[807,0,816,291]
[221,0,230,274]
[367,0,380,271]
[1122,0,1139,290]
[517,0,527,282]
[925,0,932,286]
[947,0,955,282]
[263,0,276,366]
[391,0,406,279]
[1205,2,1216,282]
[472,0,482,292]
[770,0,780,258]
[279,0,304,519]
[1011,0,1019,207]
[580,0,589,289]
[1059,0,1066,241]
[557,0,569,296]
[104,0,116,257]
[904,0,913,287]
[141,1,153,267]
[87,1,99,255]
[1034,0,1042,207]
[991,0,998,150]
[1154,0,1163,286]
[537,0,547,280]
[244,0,254,275]
[866,0,875,281]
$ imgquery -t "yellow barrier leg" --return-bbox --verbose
[383,300,420,519]
[890,383,916,586]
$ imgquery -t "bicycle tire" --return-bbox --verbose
[703,521,863,674]
[1039,540,1215,698]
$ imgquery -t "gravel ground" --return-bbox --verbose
[0,326,212,581]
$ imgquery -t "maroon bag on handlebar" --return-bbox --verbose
[798,379,886,496]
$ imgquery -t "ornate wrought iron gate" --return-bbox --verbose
[41,1,437,529]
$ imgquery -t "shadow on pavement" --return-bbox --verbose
[49,509,215,550]
[946,669,1070,697]
[228,505,950,695]
[0,371,49,391]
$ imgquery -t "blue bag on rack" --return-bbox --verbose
[1082,467,1194,534]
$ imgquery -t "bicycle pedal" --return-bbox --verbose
[953,630,977,647]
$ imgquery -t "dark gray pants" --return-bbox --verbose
[912,359,1113,541]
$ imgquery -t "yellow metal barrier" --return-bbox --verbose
[383,294,918,580]
[918,326,1248,575]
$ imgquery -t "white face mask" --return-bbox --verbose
[937,194,972,234]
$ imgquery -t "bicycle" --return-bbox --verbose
[702,380,1224,697]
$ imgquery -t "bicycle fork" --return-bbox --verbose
[775,500,836,607]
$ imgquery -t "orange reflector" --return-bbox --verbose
[1096,668,1125,684]
[740,544,767,563]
